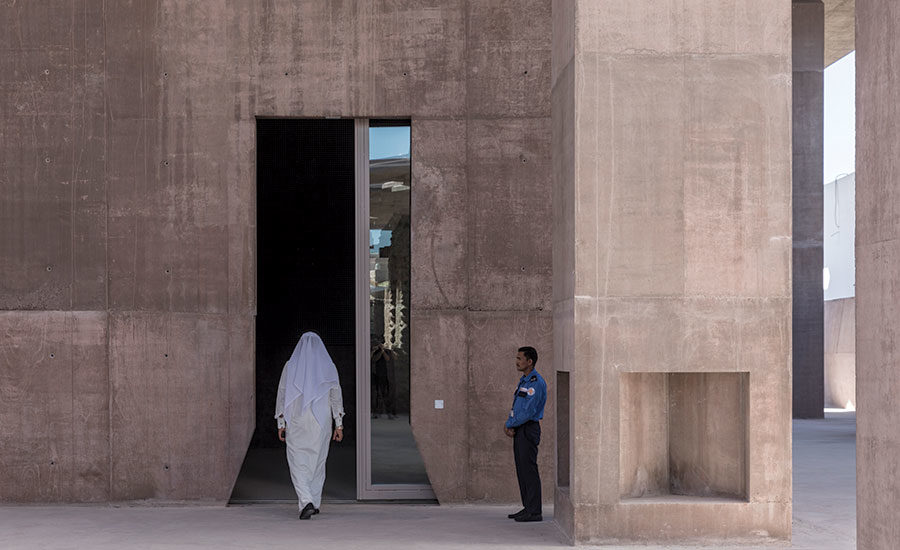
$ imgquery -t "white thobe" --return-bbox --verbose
[277,372,344,510]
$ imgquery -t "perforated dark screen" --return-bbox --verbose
[253,118,356,448]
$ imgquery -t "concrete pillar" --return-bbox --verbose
[552,0,792,544]
[856,2,900,547]
[792,1,825,419]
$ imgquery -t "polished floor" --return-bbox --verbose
[0,413,856,549]
[229,414,429,503]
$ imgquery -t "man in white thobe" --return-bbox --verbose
[275,332,345,519]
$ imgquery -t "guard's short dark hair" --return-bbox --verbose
[518,346,538,366]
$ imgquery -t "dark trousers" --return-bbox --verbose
[513,421,542,515]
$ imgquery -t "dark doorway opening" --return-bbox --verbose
[230,119,357,503]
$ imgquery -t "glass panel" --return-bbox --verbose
[368,121,429,485]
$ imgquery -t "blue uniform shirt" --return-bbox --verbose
[505,369,547,429]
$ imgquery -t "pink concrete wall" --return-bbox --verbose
[1,1,553,503]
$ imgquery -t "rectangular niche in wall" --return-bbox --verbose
[557,371,570,488]
[619,372,749,501]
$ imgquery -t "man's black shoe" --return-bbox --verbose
[299,502,315,520]
[507,508,527,519]
[514,513,543,522]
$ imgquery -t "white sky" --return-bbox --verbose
[823,51,855,185]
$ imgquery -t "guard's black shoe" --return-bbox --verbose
[299,503,315,520]
[514,513,543,522]
[507,508,527,519]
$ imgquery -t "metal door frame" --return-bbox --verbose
[354,119,435,500]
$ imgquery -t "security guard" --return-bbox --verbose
[504,346,547,522]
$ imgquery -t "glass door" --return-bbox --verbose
[354,119,434,500]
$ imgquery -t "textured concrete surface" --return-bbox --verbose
[0,312,108,502]
[792,1,825,419]
[856,2,900,547]
[824,0,855,66]
[824,298,855,409]
[1,0,553,504]
[0,415,856,549]
[552,0,792,543]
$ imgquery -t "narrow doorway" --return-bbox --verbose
[230,119,357,502]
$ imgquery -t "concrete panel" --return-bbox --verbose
[410,120,467,310]
[856,240,900,548]
[0,312,108,502]
[409,310,468,501]
[824,297,855,409]
[0,0,107,310]
[577,0,789,56]
[577,0,683,55]
[575,55,685,299]
[668,372,748,499]
[681,1,790,55]
[467,0,551,118]
[106,116,231,313]
[353,1,467,118]
[683,56,792,299]
[466,311,554,503]
[109,313,231,501]
[255,0,467,118]
[467,118,552,311]
[619,373,668,498]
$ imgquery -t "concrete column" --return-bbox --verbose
[856,2,900,547]
[792,1,825,419]
[552,0,792,544]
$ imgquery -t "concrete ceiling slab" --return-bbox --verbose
[824,0,855,66]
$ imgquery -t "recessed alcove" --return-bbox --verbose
[557,371,571,488]
[619,372,749,501]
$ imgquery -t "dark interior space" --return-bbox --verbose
[230,118,357,502]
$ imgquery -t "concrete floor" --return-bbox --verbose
[0,413,856,549]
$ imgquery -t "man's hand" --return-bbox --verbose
[278,427,286,442]
[333,427,344,442]
[505,427,515,438]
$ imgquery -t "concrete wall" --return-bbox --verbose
[824,173,856,301]
[824,297,855,409]
[856,1,900,547]
[1,1,554,504]
[552,0,792,543]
